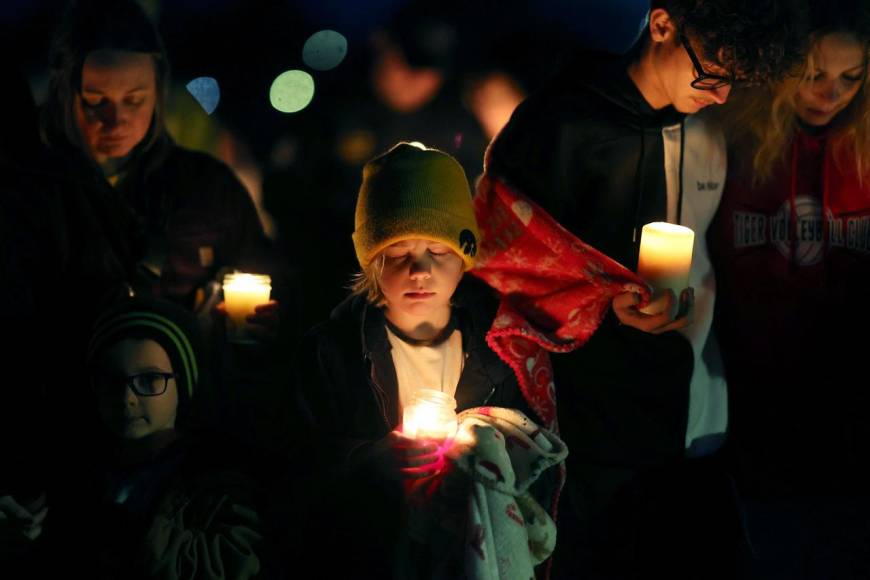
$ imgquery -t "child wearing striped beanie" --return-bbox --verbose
[88,296,207,438]
[85,296,267,578]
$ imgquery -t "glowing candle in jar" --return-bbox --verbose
[637,222,694,315]
[402,389,458,441]
[222,273,271,342]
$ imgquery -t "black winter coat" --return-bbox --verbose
[487,50,694,470]
[291,278,541,578]
[296,277,538,458]
[486,51,698,577]
[45,134,275,310]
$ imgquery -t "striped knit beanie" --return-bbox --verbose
[352,142,480,270]
[87,297,201,403]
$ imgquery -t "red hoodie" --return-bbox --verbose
[709,129,870,496]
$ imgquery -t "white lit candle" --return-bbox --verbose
[637,222,694,315]
[402,389,457,440]
[222,272,272,342]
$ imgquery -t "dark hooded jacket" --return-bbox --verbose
[486,49,696,548]
[488,49,695,463]
[44,133,276,310]
[295,277,538,455]
[291,277,542,578]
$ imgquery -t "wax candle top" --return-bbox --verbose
[223,272,272,291]
[642,222,694,238]
[637,221,695,291]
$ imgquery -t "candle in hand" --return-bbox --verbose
[222,272,271,341]
[402,389,457,440]
[637,222,694,314]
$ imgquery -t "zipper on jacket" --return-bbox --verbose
[481,385,497,406]
[364,352,391,429]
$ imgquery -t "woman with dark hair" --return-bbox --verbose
[42,0,169,166]
[41,0,275,313]
[709,1,870,577]
[34,0,293,474]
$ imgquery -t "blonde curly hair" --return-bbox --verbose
[722,3,870,184]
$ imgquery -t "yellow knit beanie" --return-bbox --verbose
[353,142,480,270]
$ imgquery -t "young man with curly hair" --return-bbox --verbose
[484,1,806,578]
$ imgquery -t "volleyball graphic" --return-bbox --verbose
[773,195,825,266]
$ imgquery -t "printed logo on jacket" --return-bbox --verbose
[733,195,870,266]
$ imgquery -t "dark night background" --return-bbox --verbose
[1,0,649,166]
[1,0,649,328]
[6,4,869,579]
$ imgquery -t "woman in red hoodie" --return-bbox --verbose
[709,1,870,577]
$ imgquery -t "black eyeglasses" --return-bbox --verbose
[680,33,733,90]
[93,372,176,397]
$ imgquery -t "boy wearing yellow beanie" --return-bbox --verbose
[293,142,541,576]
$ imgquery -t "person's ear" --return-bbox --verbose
[648,8,677,44]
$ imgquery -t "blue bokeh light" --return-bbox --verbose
[185,77,221,115]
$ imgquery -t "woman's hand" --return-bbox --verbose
[612,288,694,334]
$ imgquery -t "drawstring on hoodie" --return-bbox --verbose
[678,119,685,225]
[788,138,800,269]
[632,118,647,243]
[822,140,831,257]
[821,139,833,286]
[633,118,686,243]
[788,135,831,270]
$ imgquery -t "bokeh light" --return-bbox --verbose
[269,70,315,113]
[302,30,348,71]
[185,77,220,115]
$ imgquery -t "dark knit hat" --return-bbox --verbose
[87,297,202,404]
[352,142,480,270]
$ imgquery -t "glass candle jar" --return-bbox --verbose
[402,389,458,440]
[222,272,272,343]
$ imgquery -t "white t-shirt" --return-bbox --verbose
[385,326,464,414]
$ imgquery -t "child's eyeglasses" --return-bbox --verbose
[680,32,733,90]
[93,372,176,397]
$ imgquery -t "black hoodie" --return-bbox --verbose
[486,50,695,531]
[295,277,537,453]
[291,278,544,578]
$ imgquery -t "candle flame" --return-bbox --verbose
[223,273,272,292]
[403,402,456,440]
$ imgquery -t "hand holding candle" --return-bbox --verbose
[379,431,441,479]
[389,389,458,478]
[222,272,272,343]
[402,389,458,441]
[636,222,694,317]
